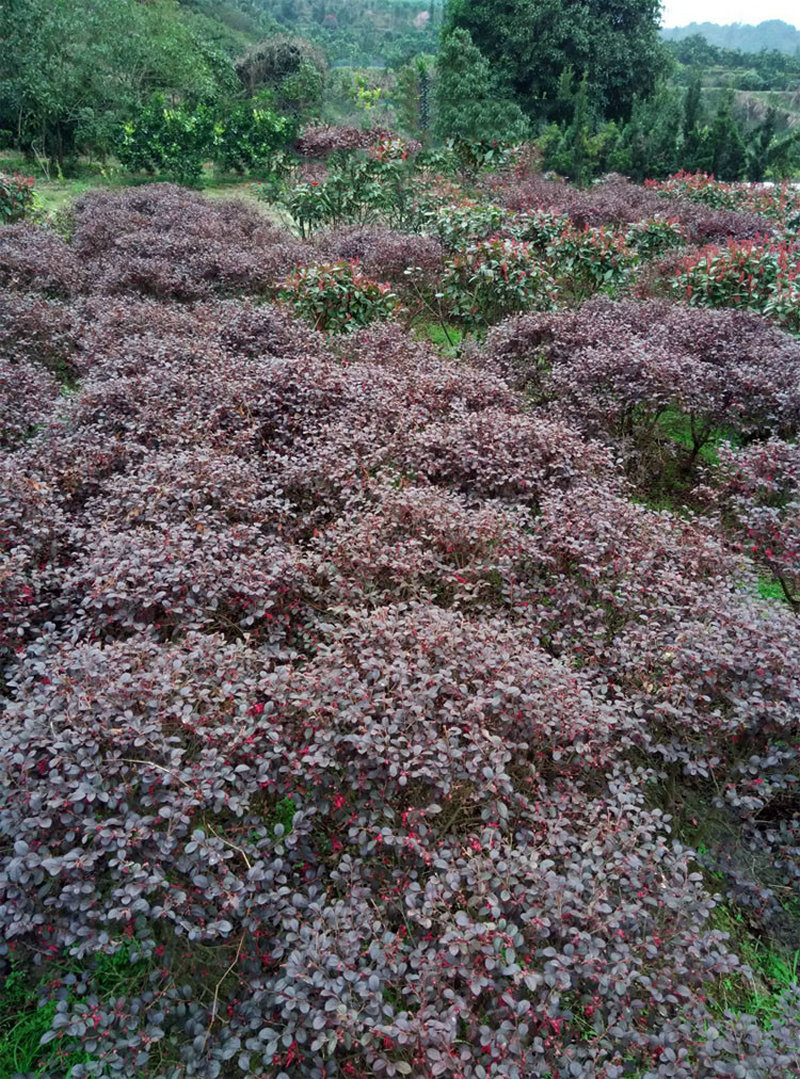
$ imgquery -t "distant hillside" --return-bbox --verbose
[661,20,800,55]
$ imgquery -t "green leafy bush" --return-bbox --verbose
[119,96,296,184]
[648,170,800,227]
[441,236,557,332]
[549,224,638,300]
[277,259,401,333]
[118,96,215,185]
[429,201,509,251]
[513,208,574,250]
[0,172,35,224]
[624,216,687,259]
[675,237,800,333]
[279,151,421,237]
[211,101,294,174]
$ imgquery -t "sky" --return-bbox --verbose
[660,0,798,28]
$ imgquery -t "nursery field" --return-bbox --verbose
[2,137,800,1079]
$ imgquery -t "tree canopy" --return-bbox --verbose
[442,0,669,123]
[434,27,531,142]
[0,0,243,162]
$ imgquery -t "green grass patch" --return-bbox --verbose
[704,902,800,1027]
[412,320,464,356]
[655,406,740,466]
[0,942,158,1077]
[733,572,796,611]
[756,576,791,604]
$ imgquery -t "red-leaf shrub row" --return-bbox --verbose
[645,172,800,225]
[2,185,800,1078]
[70,185,307,301]
[479,298,800,461]
[674,237,800,334]
[0,456,66,665]
[294,125,395,158]
[711,438,800,608]
[490,175,773,246]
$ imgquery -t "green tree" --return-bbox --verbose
[708,91,747,180]
[767,130,800,181]
[117,94,215,185]
[681,74,708,173]
[560,71,592,185]
[746,107,776,183]
[395,55,435,140]
[442,0,668,123]
[683,73,703,138]
[0,0,236,166]
[433,28,531,142]
[621,84,683,181]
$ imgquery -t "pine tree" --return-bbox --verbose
[708,91,747,180]
[434,28,530,142]
[747,107,776,182]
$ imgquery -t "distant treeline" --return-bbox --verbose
[250,0,438,67]
[661,20,800,57]
[664,33,800,93]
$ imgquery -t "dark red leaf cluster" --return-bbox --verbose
[481,298,800,457]
[312,225,444,293]
[71,184,306,300]
[0,223,86,297]
[491,176,772,245]
[295,124,395,157]
[2,184,800,1079]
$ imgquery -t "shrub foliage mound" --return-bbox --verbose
[1,181,800,1079]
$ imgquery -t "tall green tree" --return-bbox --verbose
[433,27,530,142]
[746,107,776,182]
[707,91,747,180]
[560,71,592,185]
[442,0,668,123]
[395,54,435,140]
[621,83,683,181]
[0,0,237,164]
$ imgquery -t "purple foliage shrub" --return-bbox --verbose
[491,176,772,245]
[71,185,306,300]
[480,299,800,462]
[712,438,800,608]
[2,179,800,1079]
[312,226,444,296]
[0,454,66,665]
[0,224,86,298]
[0,292,80,379]
[295,124,394,157]
[0,355,60,450]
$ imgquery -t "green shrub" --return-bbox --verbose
[513,208,573,250]
[441,236,557,332]
[118,96,215,185]
[279,151,421,238]
[211,101,294,174]
[429,201,509,251]
[0,172,35,223]
[675,237,800,333]
[277,259,401,333]
[549,224,638,300]
[624,217,687,259]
